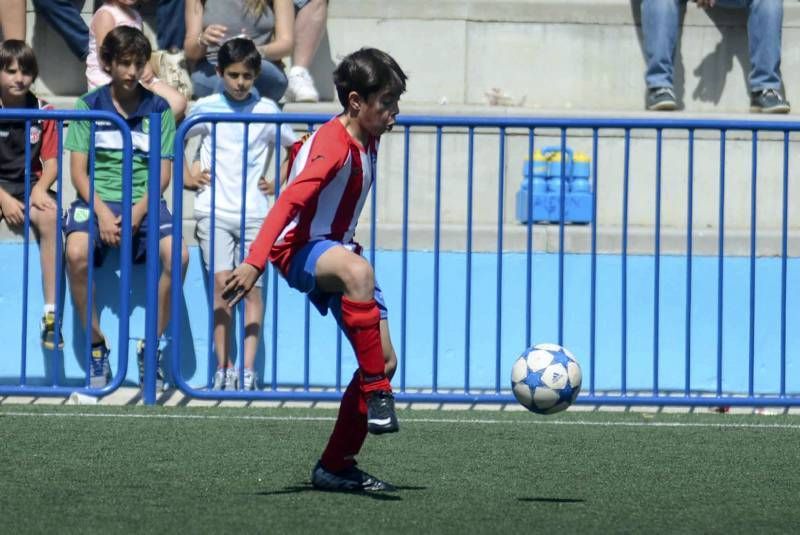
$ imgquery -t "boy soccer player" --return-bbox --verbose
[222,47,406,492]
[0,40,61,350]
[64,26,189,389]
[183,38,297,391]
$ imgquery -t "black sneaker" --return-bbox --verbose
[136,339,165,391]
[311,461,396,492]
[750,88,790,114]
[646,87,677,111]
[366,390,399,434]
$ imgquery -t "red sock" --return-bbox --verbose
[320,373,367,472]
[339,296,391,394]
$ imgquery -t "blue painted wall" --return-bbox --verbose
[1,243,799,394]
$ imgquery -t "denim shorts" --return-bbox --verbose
[63,198,173,266]
[285,239,388,323]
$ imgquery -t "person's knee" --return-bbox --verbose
[159,240,188,276]
[65,236,88,271]
[342,258,375,298]
[32,206,57,234]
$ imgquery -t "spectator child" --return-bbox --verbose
[64,26,189,389]
[0,40,61,349]
[222,47,406,491]
[183,37,296,390]
[87,0,188,119]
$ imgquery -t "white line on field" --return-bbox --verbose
[2,410,800,430]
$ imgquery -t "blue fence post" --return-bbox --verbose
[143,112,162,405]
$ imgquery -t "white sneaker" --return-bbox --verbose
[286,66,319,103]
[212,368,225,391]
[243,368,258,391]
[224,368,238,391]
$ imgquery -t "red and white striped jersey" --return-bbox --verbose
[245,117,377,274]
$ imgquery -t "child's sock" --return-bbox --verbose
[320,373,367,473]
[339,296,391,394]
[43,303,55,315]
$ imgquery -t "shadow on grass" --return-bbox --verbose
[518,497,585,504]
[256,483,428,501]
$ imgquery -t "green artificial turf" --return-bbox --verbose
[1,405,799,534]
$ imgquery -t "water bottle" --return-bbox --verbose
[521,149,548,194]
[571,151,591,193]
[544,147,573,193]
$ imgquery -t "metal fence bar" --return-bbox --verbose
[685,129,695,396]
[142,113,162,405]
[557,129,566,345]
[748,131,757,397]
[653,128,663,396]
[589,128,599,397]
[717,130,726,397]
[780,131,789,397]
[400,125,410,392]
[148,112,800,407]
[19,121,31,386]
[465,126,475,392]
[622,128,631,395]
[524,128,534,350]
[433,126,442,392]
[495,127,506,393]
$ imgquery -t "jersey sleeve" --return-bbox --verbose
[39,109,59,162]
[64,98,91,154]
[244,135,348,270]
[160,107,176,159]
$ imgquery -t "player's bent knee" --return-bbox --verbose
[343,258,375,298]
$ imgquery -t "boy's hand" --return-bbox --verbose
[30,184,56,211]
[0,192,25,227]
[258,176,274,196]
[222,263,260,308]
[97,208,121,247]
[185,168,211,191]
[140,63,156,87]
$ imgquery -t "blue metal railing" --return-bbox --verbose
[4,110,800,408]
[166,112,800,407]
[0,108,134,398]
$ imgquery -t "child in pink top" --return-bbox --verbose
[86,0,187,119]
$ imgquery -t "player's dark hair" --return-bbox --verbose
[100,26,151,72]
[217,37,262,73]
[0,39,39,81]
[333,47,407,108]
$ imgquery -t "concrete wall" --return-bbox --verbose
[20,1,800,112]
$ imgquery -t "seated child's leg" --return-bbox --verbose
[157,233,189,337]
[65,231,103,343]
[29,202,58,306]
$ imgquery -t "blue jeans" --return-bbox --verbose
[190,59,288,102]
[641,0,783,91]
[32,0,186,59]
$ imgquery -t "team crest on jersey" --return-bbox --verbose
[73,207,90,223]
[29,126,41,144]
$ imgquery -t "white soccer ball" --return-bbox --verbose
[510,343,582,414]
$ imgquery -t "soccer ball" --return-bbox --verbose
[510,343,582,414]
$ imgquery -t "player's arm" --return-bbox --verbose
[222,141,345,306]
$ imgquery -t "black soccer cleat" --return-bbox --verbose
[366,390,399,434]
[311,461,396,492]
